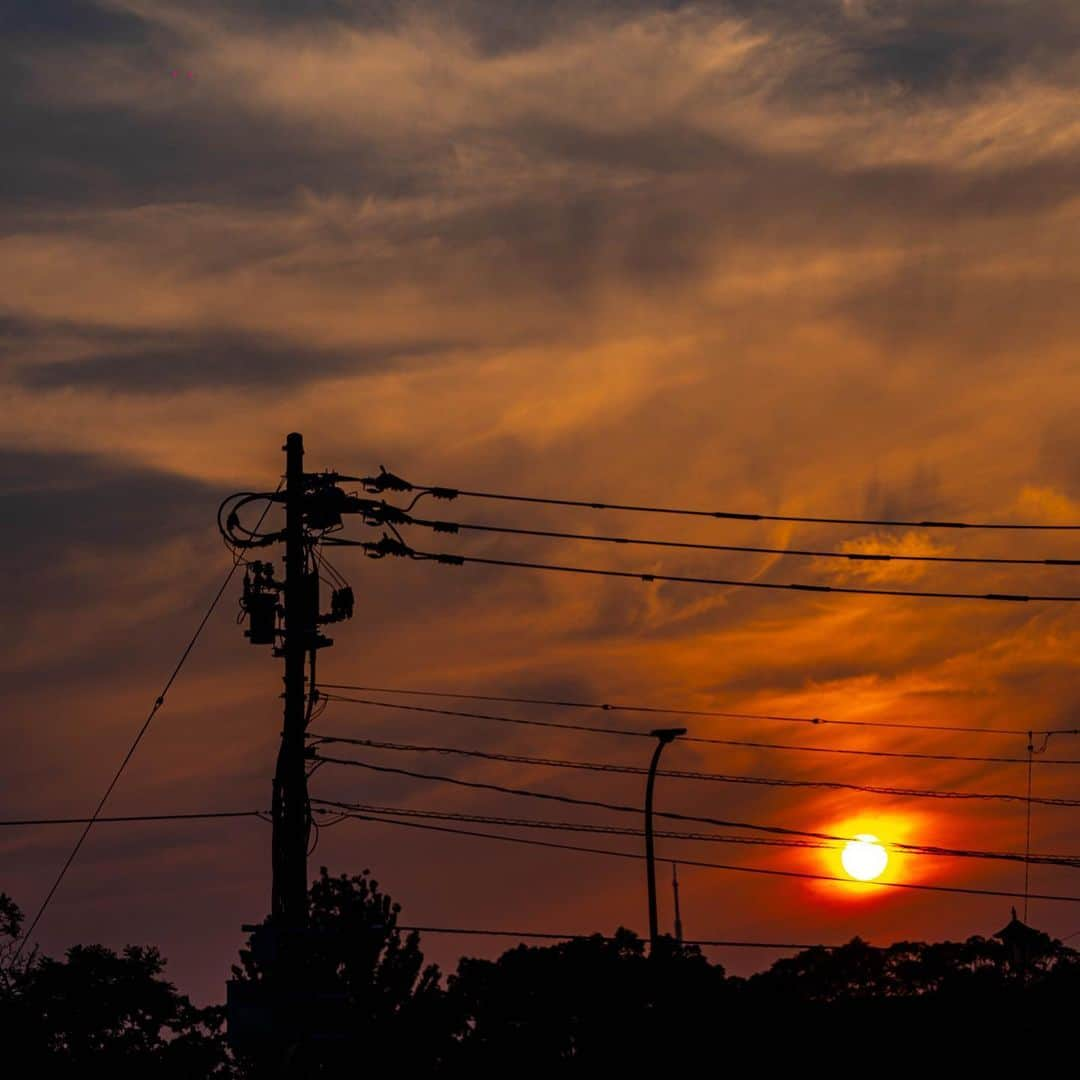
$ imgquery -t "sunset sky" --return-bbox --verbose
[2,1,1079,1002]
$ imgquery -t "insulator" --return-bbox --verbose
[362,466,412,493]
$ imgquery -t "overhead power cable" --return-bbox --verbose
[319,692,1080,766]
[12,484,282,964]
[311,799,1080,870]
[394,925,830,949]
[335,807,1080,905]
[343,536,1080,603]
[0,811,266,827]
[399,513,1079,567]
[309,739,1080,807]
[359,467,1080,531]
[308,757,1064,860]
[318,682,1075,739]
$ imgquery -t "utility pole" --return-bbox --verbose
[224,434,358,1063]
[645,727,685,953]
[273,432,311,933]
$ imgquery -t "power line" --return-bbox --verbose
[6,795,1073,869]
[12,486,281,963]
[307,757,1065,860]
[394,925,830,950]
[319,692,1080,766]
[318,682,1070,739]
[334,807,1080,905]
[359,468,1080,531]
[400,513,1079,567]
[348,537,1080,603]
[312,757,847,842]
[311,799,826,849]
[0,811,266,827]
[310,739,1080,807]
[311,799,1080,869]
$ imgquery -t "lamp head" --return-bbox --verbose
[651,727,687,743]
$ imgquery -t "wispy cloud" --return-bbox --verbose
[3,0,1079,996]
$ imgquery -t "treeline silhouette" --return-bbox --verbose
[3,872,1077,1076]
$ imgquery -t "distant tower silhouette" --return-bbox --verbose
[994,907,1051,982]
[672,862,683,944]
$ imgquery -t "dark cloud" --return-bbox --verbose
[726,0,1080,93]
[853,27,1011,92]
[0,447,216,557]
[861,464,947,523]
[0,0,147,43]
[134,0,696,51]
[5,0,1080,236]
[0,449,301,690]
[0,96,446,212]
[15,331,451,394]
[519,121,1080,222]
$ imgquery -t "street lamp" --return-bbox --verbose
[645,727,686,953]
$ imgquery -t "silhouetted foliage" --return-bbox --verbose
[0,894,19,943]
[8,871,1080,1077]
[736,927,1080,1068]
[230,867,446,1075]
[0,893,24,998]
[745,928,1080,1003]
[442,921,1080,1070]
[0,894,234,1078]
[444,930,730,1070]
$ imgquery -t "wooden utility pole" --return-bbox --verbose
[272,432,311,932]
[226,434,359,1066]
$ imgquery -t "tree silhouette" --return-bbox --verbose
[445,929,730,1070]
[739,929,1080,1067]
[230,867,446,1075]
[8,867,1080,1077]
[0,894,19,942]
[747,931,1079,1002]
[0,893,23,1004]
[0,894,234,1079]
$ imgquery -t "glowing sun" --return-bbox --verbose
[841,834,888,881]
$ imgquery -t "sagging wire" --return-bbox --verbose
[218,490,284,551]
[315,545,350,592]
[315,690,1080,765]
[12,482,283,965]
[332,534,1080,604]
[349,502,1080,569]
[357,466,1080,531]
[307,737,1080,807]
[316,682,1079,740]
[308,804,355,855]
